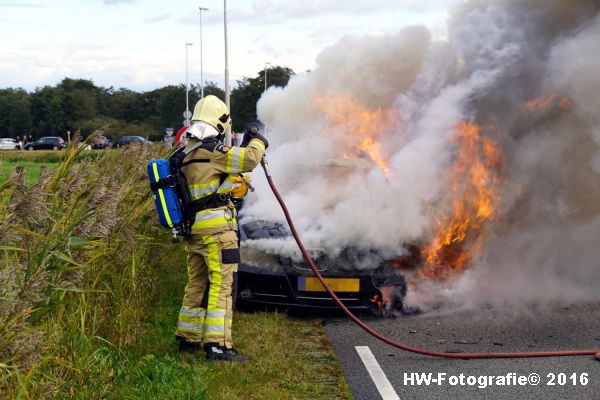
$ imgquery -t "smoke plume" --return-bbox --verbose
[243,0,600,309]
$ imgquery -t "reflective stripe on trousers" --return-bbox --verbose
[201,235,235,346]
[176,231,238,347]
[176,306,206,334]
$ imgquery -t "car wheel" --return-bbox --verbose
[372,273,408,318]
[52,145,59,151]
[27,146,33,151]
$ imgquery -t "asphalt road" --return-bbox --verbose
[325,302,600,400]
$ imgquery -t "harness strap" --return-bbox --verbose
[150,175,177,191]
[181,158,211,168]
[190,193,230,213]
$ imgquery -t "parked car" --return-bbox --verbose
[90,135,113,149]
[114,135,151,148]
[24,136,65,151]
[0,138,21,150]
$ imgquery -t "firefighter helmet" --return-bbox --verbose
[187,95,232,140]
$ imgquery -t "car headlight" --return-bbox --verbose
[240,247,281,268]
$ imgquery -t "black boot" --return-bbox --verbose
[176,336,201,353]
[204,343,249,362]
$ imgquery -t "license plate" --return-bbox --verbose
[298,277,360,292]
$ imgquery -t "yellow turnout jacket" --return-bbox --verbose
[181,137,266,236]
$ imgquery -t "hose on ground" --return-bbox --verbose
[260,157,600,360]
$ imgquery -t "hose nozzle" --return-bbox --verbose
[260,155,271,177]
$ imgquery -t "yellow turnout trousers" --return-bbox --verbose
[175,229,239,348]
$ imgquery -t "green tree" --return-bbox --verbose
[230,65,294,131]
[0,88,32,137]
[58,78,100,133]
[31,85,58,137]
[106,88,144,123]
[0,77,232,140]
[48,91,69,135]
[156,85,187,130]
[200,81,225,102]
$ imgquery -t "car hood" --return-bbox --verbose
[240,220,407,274]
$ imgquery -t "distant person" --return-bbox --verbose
[28,134,33,143]
[232,131,244,146]
[174,125,188,147]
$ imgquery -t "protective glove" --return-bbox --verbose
[241,121,269,149]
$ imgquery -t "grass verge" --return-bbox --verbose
[0,161,58,186]
[0,144,351,399]
[110,247,352,400]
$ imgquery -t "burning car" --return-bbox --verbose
[236,219,408,316]
[236,158,410,316]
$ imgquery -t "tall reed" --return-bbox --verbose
[0,141,172,398]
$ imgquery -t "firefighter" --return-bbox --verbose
[175,95,268,361]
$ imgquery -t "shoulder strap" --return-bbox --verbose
[180,140,222,167]
[183,141,206,156]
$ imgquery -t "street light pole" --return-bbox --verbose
[264,61,271,93]
[263,62,271,135]
[199,6,208,98]
[223,0,231,146]
[185,42,193,126]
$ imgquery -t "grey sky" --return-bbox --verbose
[0,0,461,91]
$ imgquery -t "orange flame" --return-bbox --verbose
[522,91,573,114]
[419,121,503,281]
[312,93,396,178]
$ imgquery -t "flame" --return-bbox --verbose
[522,91,573,114]
[312,93,395,178]
[419,121,503,281]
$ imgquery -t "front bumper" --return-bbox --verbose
[236,263,383,310]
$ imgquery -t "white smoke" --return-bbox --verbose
[243,0,600,309]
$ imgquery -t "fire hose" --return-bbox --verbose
[260,156,600,361]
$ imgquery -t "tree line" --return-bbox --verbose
[0,66,294,141]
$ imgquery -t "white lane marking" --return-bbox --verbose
[355,346,400,400]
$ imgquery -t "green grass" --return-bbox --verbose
[0,160,58,185]
[109,249,352,400]
[0,149,65,163]
[20,244,351,400]
[0,149,109,185]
